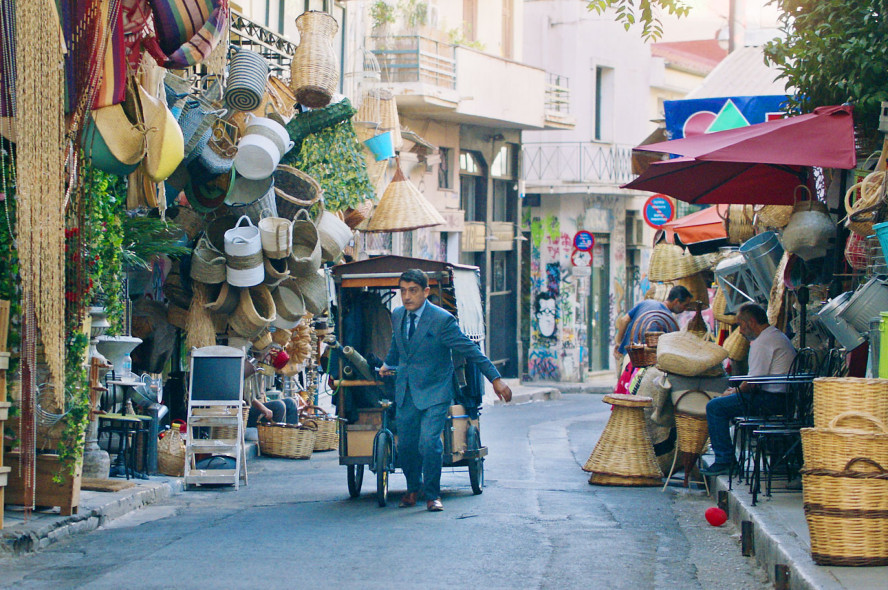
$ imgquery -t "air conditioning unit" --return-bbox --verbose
[626,215,644,247]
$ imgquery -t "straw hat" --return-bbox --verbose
[137,84,185,182]
[92,103,147,166]
[365,164,444,232]
[648,243,710,282]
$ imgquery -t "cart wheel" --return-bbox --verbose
[467,425,483,495]
[374,432,392,507]
[347,464,364,498]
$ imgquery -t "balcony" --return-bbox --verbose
[522,142,637,192]
[371,36,573,130]
[230,11,296,79]
[462,222,514,252]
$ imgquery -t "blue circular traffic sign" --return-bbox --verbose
[644,194,675,228]
[574,230,594,252]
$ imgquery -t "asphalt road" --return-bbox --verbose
[0,394,769,589]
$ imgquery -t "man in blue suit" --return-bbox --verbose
[380,269,512,512]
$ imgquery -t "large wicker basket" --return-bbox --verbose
[801,411,888,472]
[301,405,339,451]
[211,406,250,440]
[157,428,186,477]
[648,243,710,282]
[627,345,657,368]
[258,420,318,459]
[802,457,888,566]
[812,378,888,430]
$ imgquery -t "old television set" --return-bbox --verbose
[188,346,245,403]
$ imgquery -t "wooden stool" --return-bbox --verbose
[583,394,663,486]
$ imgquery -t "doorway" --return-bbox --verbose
[587,237,610,372]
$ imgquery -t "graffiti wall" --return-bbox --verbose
[527,194,627,381]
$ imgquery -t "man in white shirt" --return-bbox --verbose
[701,303,797,476]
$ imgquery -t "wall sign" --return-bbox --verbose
[571,248,592,267]
[573,230,594,252]
[643,194,675,228]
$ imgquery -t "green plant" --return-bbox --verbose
[370,0,397,29]
[586,0,691,42]
[399,0,428,29]
[764,0,886,153]
[446,27,485,51]
[120,215,190,270]
[285,120,375,212]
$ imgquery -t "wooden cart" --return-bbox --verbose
[330,256,488,506]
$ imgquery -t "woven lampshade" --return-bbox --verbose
[365,164,445,232]
[377,89,403,149]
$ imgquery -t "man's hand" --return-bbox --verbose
[723,387,739,397]
[492,378,512,403]
[378,364,396,377]
[613,345,622,360]
[261,407,274,422]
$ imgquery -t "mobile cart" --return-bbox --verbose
[330,256,489,506]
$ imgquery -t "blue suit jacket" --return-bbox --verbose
[384,302,501,410]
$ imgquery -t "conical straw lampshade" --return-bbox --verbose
[365,163,445,232]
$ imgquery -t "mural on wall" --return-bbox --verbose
[528,217,562,380]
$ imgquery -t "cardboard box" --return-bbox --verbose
[448,404,479,461]
[345,425,377,457]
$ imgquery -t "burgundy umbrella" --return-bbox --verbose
[622,157,806,205]
[635,105,857,169]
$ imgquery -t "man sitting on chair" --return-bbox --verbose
[701,303,797,476]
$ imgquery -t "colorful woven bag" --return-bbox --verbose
[148,0,229,69]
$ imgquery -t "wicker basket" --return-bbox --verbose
[583,394,662,486]
[722,326,749,361]
[801,411,888,472]
[301,405,339,451]
[675,412,709,455]
[648,243,710,282]
[157,429,186,477]
[754,204,793,228]
[722,204,755,245]
[802,457,888,566]
[272,165,323,220]
[656,330,728,376]
[212,406,250,440]
[229,285,277,339]
[712,287,737,325]
[844,170,886,237]
[812,378,888,430]
[644,331,663,347]
[627,345,657,368]
[257,419,318,459]
[289,11,340,108]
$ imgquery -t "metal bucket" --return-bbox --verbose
[869,318,881,378]
[839,277,888,334]
[817,291,864,351]
[739,231,783,296]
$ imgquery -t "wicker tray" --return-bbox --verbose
[257,420,318,459]
[802,458,888,566]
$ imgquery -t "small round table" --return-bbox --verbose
[583,394,663,486]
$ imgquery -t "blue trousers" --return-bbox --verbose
[706,392,785,465]
[396,389,449,501]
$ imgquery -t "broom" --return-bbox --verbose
[186,283,217,349]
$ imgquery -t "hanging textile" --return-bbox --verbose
[452,268,485,345]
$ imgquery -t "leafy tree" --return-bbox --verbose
[764,0,888,152]
[587,0,691,41]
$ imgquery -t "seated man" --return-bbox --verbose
[242,369,305,426]
[701,303,797,476]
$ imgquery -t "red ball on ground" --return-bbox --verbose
[705,506,728,527]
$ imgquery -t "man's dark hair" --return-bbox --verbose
[737,303,769,326]
[666,285,693,303]
[534,291,558,314]
[399,269,428,289]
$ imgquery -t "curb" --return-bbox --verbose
[707,472,844,590]
[1,478,184,556]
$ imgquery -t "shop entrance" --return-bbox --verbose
[587,237,610,372]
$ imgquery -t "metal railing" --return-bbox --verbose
[545,73,570,114]
[230,11,297,78]
[522,142,636,186]
[370,35,456,89]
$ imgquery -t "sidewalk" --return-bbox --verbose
[702,457,888,589]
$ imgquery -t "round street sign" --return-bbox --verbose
[643,194,675,228]
[573,230,594,252]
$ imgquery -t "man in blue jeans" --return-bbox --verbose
[701,303,797,476]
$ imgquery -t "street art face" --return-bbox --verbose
[535,293,557,339]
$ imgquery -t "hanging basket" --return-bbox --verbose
[648,243,710,282]
[190,235,227,284]
[229,285,277,339]
[712,287,737,325]
[288,209,322,276]
[656,330,728,376]
[272,165,323,220]
[289,11,340,108]
[722,204,755,245]
[754,203,793,228]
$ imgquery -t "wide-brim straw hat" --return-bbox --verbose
[137,84,185,182]
[81,115,141,177]
[365,165,445,232]
[648,243,711,282]
[92,103,147,166]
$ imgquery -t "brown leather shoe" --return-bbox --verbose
[399,492,417,508]
[426,498,444,512]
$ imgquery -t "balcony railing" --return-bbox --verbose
[545,73,570,114]
[522,142,636,186]
[370,35,456,89]
[230,11,297,79]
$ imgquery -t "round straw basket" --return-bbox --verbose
[190,235,227,284]
[674,413,709,456]
[315,209,353,263]
[230,285,277,339]
[272,279,307,322]
[301,405,339,451]
[656,330,728,377]
[291,270,328,316]
[754,204,793,229]
[272,328,292,346]
[263,257,291,288]
[258,216,293,259]
[168,206,205,240]
[801,412,888,472]
[583,394,662,486]
[212,406,250,440]
[272,165,323,220]
[712,287,737,325]
[648,243,710,282]
[802,457,888,566]
[204,282,240,315]
[257,419,318,459]
[288,209,322,276]
[844,170,886,237]
[812,378,888,430]
[290,11,339,108]
[722,327,749,361]
[157,429,186,477]
[343,199,373,230]
[723,205,755,245]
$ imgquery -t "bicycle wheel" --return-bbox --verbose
[347,464,364,498]
[374,432,391,507]
[467,424,483,495]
